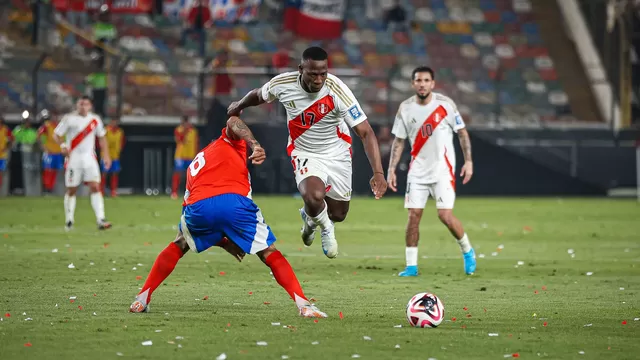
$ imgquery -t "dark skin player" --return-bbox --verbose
[227,56,387,222]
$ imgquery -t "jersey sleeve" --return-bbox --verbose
[332,77,367,128]
[260,73,294,103]
[391,106,408,139]
[444,98,465,133]
[53,115,68,137]
[95,117,106,137]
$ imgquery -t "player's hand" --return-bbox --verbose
[461,161,473,184]
[369,172,388,199]
[387,170,397,192]
[248,145,266,165]
[219,237,246,262]
[102,156,112,171]
[227,102,243,117]
[60,145,69,157]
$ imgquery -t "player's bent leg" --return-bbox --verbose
[87,181,111,230]
[257,244,327,318]
[399,208,423,277]
[437,209,476,275]
[325,197,350,223]
[130,231,188,313]
[298,176,335,252]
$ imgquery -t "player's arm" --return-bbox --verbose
[226,116,266,165]
[227,74,287,116]
[53,116,68,155]
[353,121,387,199]
[387,137,405,192]
[96,119,111,170]
[457,128,473,184]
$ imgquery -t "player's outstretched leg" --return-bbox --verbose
[88,182,111,230]
[63,187,78,231]
[437,209,476,275]
[299,177,337,258]
[130,233,189,313]
[257,244,327,318]
[399,208,422,277]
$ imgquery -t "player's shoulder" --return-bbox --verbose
[397,96,416,114]
[433,92,458,109]
[268,71,299,89]
[325,73,352,92]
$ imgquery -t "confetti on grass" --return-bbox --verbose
[141,341,153,346]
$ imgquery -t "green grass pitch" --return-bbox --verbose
[0,196,639,359]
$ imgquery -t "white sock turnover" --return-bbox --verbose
[308,202,333,231]
[406,247,418,267]
[457,233,472,253]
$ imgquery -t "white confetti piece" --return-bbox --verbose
[498,244,504,250]
[175,336,184,340]
[112,260,117,264]
[256,341,268,346]
[69,296,77,300]
[52,248,58,253]
[584,324,592,327]
[531,327,537,329]
[363,336,372,341]
[178,344,182,348]
[68,263,75,269]
[491,252,498,256]
[478,254,485,258]
[92,312,97,316]
[517,261,524,265]
[271,322,281,326]
[116,352,123,356]
[137,263,143,266]
[112,268,117,271]
[281,356,289,360]
[312,341,319,345]
[428,358,438,360]
[488,333,499,337]
[619,287,624,290]
[25,318,32,321]
[23,312,26,315]
[55,304,58,308]
[155,330,162,333]
[586,272,593,276]
[395,344,400,349]
[504,355,512,358]
[393,324,402,328]
[567,249,574,254]
[65,244,70,248]
[571,254,575,258]
[132,267,137,270]
[351,355,360,358]
[634,318,640,321]
[579,351,585,355]
[216,354,227,360]
[141,340,153,346]
[89,262,95,266]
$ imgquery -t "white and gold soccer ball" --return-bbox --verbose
[405,292,445,328]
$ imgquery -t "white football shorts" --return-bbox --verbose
[404,178,456,210]
[291,155,352,202]
[65,155,101,187]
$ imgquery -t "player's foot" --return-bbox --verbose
[299,208,317,246]
[463,248,476,275]
[398,265,418,277]
[98,220,112,230]
[320,225,338,258]
[129,300,148,313]
[65,221,73,232]
[299,304,327,318]
[171,192,178,200]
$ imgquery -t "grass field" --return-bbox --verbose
[0,196,639,360]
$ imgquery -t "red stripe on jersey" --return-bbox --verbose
[444,147,456,191]
[410,105,448,158]
[70,119,98,152]
[336,126,353,157]
[287,95,336,156]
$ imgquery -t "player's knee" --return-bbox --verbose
[257,244,277,263]
[66,187,78,196]
[329,210,347,223]
[437,210,454,226]
[88,183,101,193]
[302,188,325,208]
[408,210,422,225]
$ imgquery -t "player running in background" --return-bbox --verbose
[0,116,12,189]
[37,110,64,194]
[387,66,476,276]
[130,116,327,318]
[101,117,124,197]
[171,115,199,199]
[53,96,112,231]
[227,46,387,259]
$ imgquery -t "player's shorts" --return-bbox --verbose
[65,156,101,187]
[42,153,64,170]
[174,159,192,172]
[404,179,456,210]
[291,155,352,201]
[179,193,276,255]
[0,159,6,172]
[101,159,121,173]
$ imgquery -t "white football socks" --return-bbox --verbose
[90,192,106,222]
[64,194,76,223]
[308,202,333,231]
[406,247,418,267]
[457,233,472,253]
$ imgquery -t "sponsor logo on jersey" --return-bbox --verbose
[287,100,296,109]
[348,105,362,120]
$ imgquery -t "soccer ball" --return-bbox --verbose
[405,292,444,328]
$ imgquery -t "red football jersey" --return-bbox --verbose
[183,128,250,205]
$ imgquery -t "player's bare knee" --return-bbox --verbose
[302,188,325,210]
[408,209,422,225]
[437,210,454,227]
[66,187,78,196]
[257,244,277,263]
[88,183,101,193]
[173,232,190,254]
[329,210,347,222]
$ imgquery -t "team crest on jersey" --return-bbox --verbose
[318,103,329,114]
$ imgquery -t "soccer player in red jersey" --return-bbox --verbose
[130,116,327,318]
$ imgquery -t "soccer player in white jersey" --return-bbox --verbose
[227,46,387,258]
[387,66,476,276]
[53,96,113,231]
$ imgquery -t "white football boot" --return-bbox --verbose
[299,304,328,318]
[299,208,317,246]
[320,225,338,259]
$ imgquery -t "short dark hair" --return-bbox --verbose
[412,66,435,81]
[302,46,328,62]
[80,95,92,102]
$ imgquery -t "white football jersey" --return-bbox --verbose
[54,111,106,160]
[261,71,367,159]
[392,93,466,184]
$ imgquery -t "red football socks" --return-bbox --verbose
[265,251,308,304]
[137,242,184,304]
[171,173,180,194]
[42,170,57,191]
[101,174,107,193]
